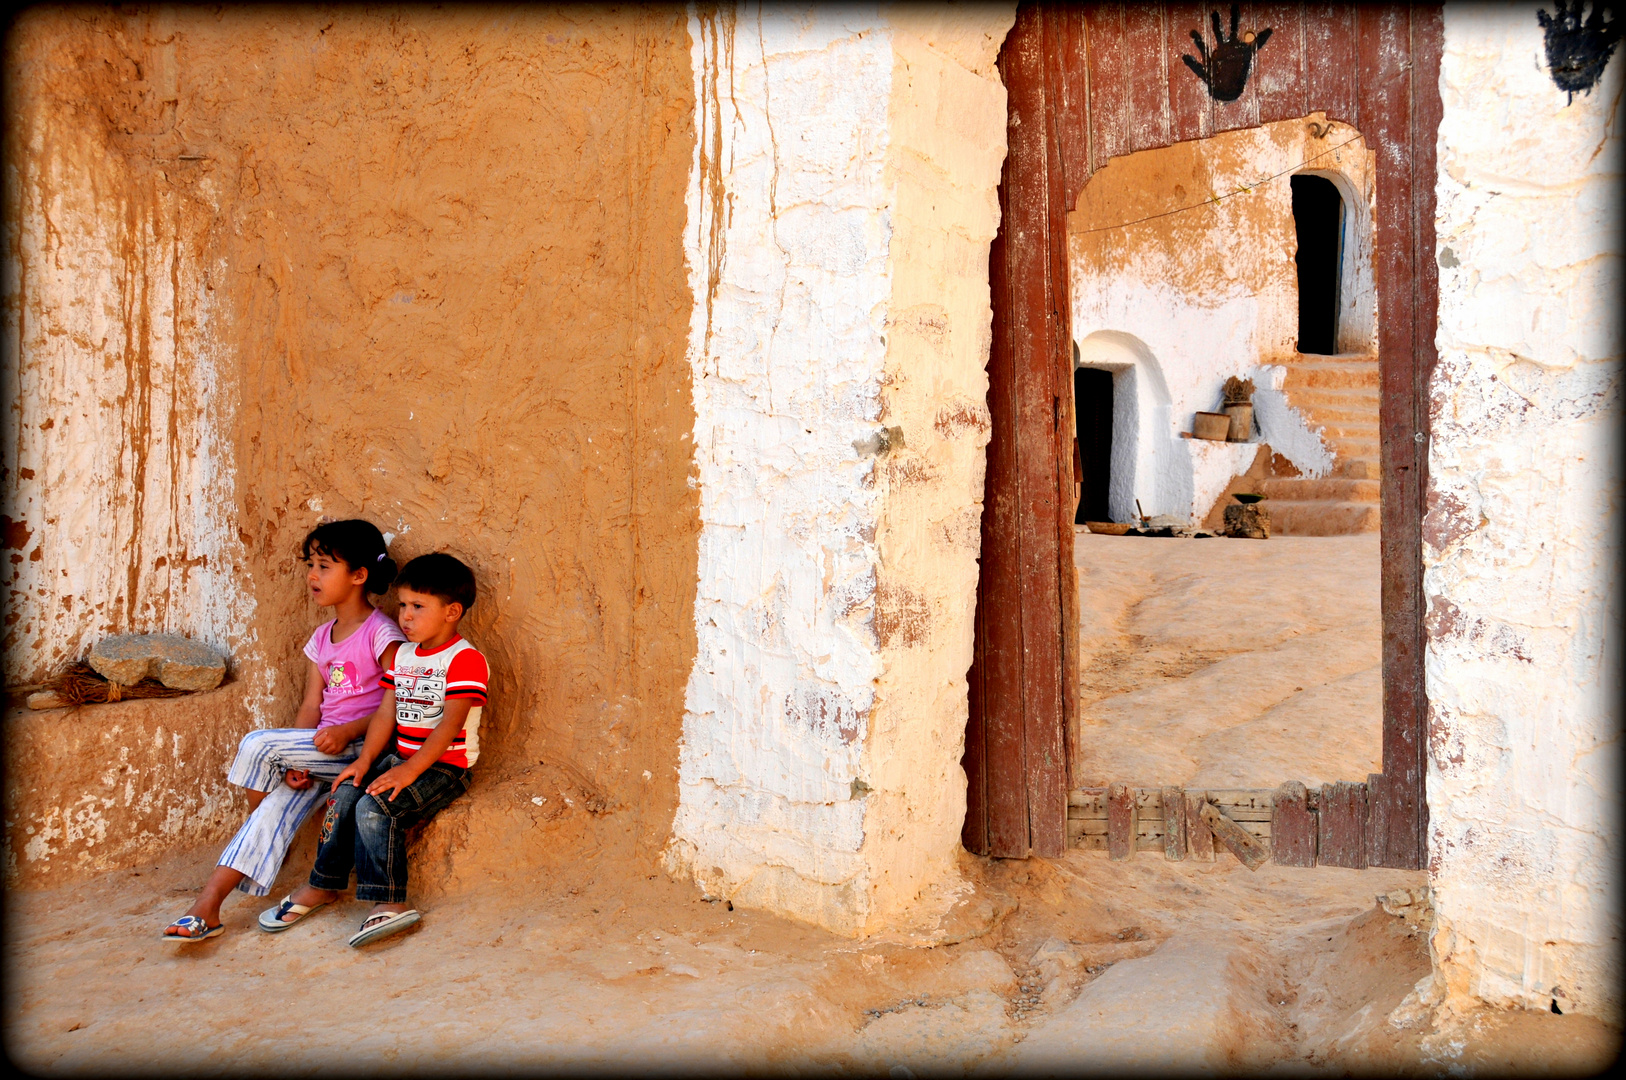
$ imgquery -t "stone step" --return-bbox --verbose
[1281,361,1381,390]
[1295,402,1379,425]
[1327,437,1380,462]
[1280,386,1380,410]
[1267,500,1382,536]
[1335,458,1380,479]
[1310,420,1379,440]
[1256,477,1380,502]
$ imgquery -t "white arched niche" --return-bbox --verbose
[1074,331,1174,523]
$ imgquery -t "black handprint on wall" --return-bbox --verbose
[1538,1,1619,102]
[1183,3,1273,103]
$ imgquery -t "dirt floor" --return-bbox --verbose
[6,531,1618,1074]
[1073,530,1385,790]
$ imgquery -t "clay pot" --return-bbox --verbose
[1193,411,1231,441]
[1223,402,1253,441]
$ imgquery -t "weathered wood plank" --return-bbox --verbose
[1365,772,1390,868]
[1367,4,1430,872]
[1303,2,1359,126]
[1084,4,1130,173]
[1186,789,1215,862]
[1318,780,1370,868]
[1108,781,1138,861]
[1252,1,1306,123]
[1199,800,1270,870]
[1203,789,1275,818]
[1163,786,1187,861]
[1389,5,1442,872]
[1165,2,1215,144]
[1272,781,1317,867]
[969,14,1034,858]
[1042,8,1081,853]
[1068,787,1108,810]
[1052,6,1094,210]
[1124,4,1170,152]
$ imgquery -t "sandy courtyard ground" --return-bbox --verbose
[1073,530,1384,790]
[5,531,1616,1074]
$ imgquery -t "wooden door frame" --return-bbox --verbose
[964,2,1442,869]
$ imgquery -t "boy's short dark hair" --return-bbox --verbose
[395,552,477,611]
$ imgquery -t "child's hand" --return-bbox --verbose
[312,726,349,755]
[331,760,368,792]
[365,764,418,802]
[285,769,313,790]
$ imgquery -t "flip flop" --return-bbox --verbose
[348,909,420,948]
[258,895,329,932]
[162,915,223,942]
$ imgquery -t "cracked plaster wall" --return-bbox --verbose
[1426,2,1622,1024]
[667,3,1012,935]
[2,11,255,694]
[4,8,700,886]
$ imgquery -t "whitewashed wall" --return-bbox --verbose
[668,3,1011,935]
[1427,1,1622,1024]
[1,87,257,694]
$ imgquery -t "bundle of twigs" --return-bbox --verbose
[47,662,190,706]
[1222,375,1255,404]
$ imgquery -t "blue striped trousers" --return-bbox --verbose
[217,728,361,896]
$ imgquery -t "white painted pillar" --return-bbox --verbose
[1427,1,1622,1024]
[667,3,1013,935]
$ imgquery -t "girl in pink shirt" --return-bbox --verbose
[163,519,406,942]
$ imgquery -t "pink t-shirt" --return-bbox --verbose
[302,607,408,731]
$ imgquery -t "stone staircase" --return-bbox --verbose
[1256,356,1381,535]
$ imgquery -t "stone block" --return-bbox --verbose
[1223,503,1272,539]
[87,634,226,690]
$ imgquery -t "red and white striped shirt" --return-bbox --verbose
[380,636,488,768]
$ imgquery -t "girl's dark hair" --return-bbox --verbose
[301,520,397,595]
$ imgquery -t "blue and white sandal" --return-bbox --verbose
[348,909,420,948]
[162,915,223,942]
[257,895,328,932]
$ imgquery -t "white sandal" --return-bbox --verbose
[348,908,420,947]
[257,895,328,932]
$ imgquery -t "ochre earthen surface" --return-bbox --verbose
[4,7,699,881]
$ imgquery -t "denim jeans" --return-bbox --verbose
[309,753,469,904]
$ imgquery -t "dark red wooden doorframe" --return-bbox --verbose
[964,2,1442,869]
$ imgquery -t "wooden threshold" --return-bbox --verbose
[1067,778,1382,869]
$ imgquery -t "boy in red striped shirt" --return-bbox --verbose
[268,553,488,947]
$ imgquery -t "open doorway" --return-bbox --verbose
[1066,118,1384,856]
[965,3,1440,869]
[1072,366,1112,525]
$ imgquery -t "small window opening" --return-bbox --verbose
[1291,174,1345,355]
[1074,367,1113,523]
